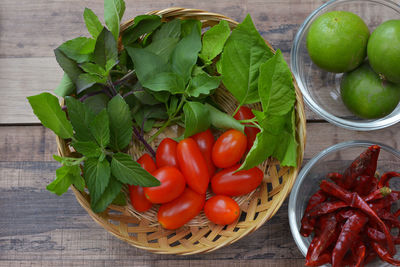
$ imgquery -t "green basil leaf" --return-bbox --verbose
[200,20,231,64]
[54,48,83,82]
[104,0,125,41]
[55,73,75,97]
[111,191,126,206]
[204,103,244,133]
[27,93,73,139]
[47,165,84,196]
[91,175,123,213]
[171,24,202,83]
[107,95,133,151]
[181,19,202,37]
[89,109,110,148]
[167,96,179,116]
[72,141,102,158]
[152,19,181,42]
[258,50,296,115]
[111,152,160,186]
[122,15,162,46]
[183,102,210,138]
[83,93,109,115]
[53,155,84,166]
[84,8,103,39]
[80,62,106,77]
[126,47,170,84]
[133,104,168,129]
[142,119,155,132]
[133,88,160,105]
[93,27,118,70]
[144,72,185,94]
[58,37,95,63]
[187,72,222,97]
[65,96,96,141]
[144,37,179,63]
[84,157,111,206]
[76,73,106,94]
[220,14,274,105]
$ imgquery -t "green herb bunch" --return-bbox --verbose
[28,0,298,213]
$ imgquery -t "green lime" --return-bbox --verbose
[340,62,400,119]
[367,20,400,84]
[306,11,369,73]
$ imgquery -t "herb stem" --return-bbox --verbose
[107,77,118,96]
[132,126,156,157]
[114,70,136,87]
[237,118,257,124]
[232,104,243,117]
[61,89,111,111]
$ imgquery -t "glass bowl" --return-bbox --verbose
[291,0,400,131]
[288,140,400,266]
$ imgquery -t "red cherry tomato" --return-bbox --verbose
[129,154,156,212]
[212,129,247,168]
[211,164,263,196]
[176,138,210,194]
[143,166,186,204]
[156,138,179,169]
[158,187,205,230]
[233,106,260,151]
[204,195,240,225]
[192,129,216,176]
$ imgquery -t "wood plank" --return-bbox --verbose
[0,0,326,124]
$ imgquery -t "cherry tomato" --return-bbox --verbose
[212,129,247,168]
[143,166,186,204]
[211,164,263,196]
[233,106,260,151]
[156,138,179,169]
[192,129,216,176]
[204,195,240,225]
[158,187,205,230]
[177,138,210,194]
[129,154,156,212]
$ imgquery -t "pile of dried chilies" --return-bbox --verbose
[301,145,400,266]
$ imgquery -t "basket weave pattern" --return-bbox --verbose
[56,8,307,254]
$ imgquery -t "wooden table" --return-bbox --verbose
[1,0,399,266]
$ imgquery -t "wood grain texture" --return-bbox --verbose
[0,0,324,124]
[1,124,399,265]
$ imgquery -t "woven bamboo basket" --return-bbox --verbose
[56,8,307,255]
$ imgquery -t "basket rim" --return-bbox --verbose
[56,7,307,255]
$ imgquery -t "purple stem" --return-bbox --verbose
[61,88,111,111]
[132,126,156,157]
[122,88,144,98]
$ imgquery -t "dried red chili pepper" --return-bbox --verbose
[369,190,400,210]
[363,186,391,202]
[367,227,400,245]
[354,175,378,196]
[305,252,331,266]
[327,172,343,186]
[377,209,400,229]
[306,213,338,265]
[331,211,368,267]
[320,180,396,255]
[342,145,380,190]
[336,209,355,222]
[300,190,327,237]
[364,249,377,265]
[395,208,400,218]
[372,241,400,266]
[351,240,366,267]
[308,200,348,218]
[378,171,400,188]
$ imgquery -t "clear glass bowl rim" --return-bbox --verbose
[290,0,400,131]
[288,140,400,257]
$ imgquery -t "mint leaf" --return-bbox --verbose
[183,102,210,138]
[133,89,160,105]
[54,73,75,97]
[83,93,109,115]
[84,8,103,39]
[47,165,84,195]
[107,95,133,151]
[91,176,123,213]
[144,37,179,63]
[27,93,73,139]
[93,27,118,70]
[111,153,160,186]
[181,19,202,37]
[144,72,185,94]
[205,103,244,133]
[58,37,95,63]
[84,157,111,205]
[152,19,181,42]
[126,47,170,85]
[76,73,106,94]
[80,62,106,77]
[133,104,168,132]
[65,96,96,141]
[220,14,273,105]
[200,20,231,64]
[274,108,297,166]
[187,72,222,97]
[54,48,83,82]
[72,141,102,158]
[111,191,126,206]
[122,15,162,46]
[104,0,125,41]
[89,109,110,148]
[171,24,202,83]
[258,50,296,115]
[53,155,85,166]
